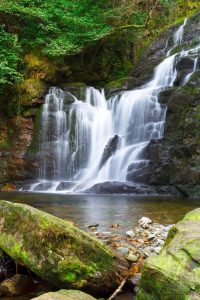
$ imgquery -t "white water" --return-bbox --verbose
[30,19,200,193]
[167,18,187,56]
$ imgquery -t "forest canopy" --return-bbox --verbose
[0,0,199,89]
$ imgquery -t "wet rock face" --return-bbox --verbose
[99,135,119,169]
[137,208,200,300]
[0,116,38,183]
[125,13,200,195]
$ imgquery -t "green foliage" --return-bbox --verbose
[0,26,22,87]
[0,0,199,118]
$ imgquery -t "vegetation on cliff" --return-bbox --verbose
[0,0,199,117]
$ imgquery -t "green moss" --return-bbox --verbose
[106,77,127,89]
[16,79,47,106]
[0,200,116,291]
[0,139,10,150]
[137,208,200,300]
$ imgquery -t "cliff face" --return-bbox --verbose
[126,12,200,196]
[2,13,200,195]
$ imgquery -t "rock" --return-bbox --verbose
[31,289,97,300]
[137,208,200,299]
[0,274,36,296]
[0,201,128,296]
[125,254,139,263]
[1,183,17,192]
[142,247,155,258]
[138,217,152,229]
[125,231,135,238]
[85,181,157,194]
[99,135,119,169]
[117,247,129,256]
[0,250,15,281]
[154,246,162,254]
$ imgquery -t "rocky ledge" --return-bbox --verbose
[137,208,200,299]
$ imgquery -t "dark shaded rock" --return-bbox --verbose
[99,135,119,169]
[126,161,151,184]
[176,57,194,72]
[158,88,174,104]
[0,250,15,282]
[167,92,191,112]
[0,274,36,296]
[85,181,157,194]
[61,84,87,101]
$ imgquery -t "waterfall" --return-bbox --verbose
[167,18,187,57]
[30,19,199,193]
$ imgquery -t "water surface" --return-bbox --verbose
[1,192,200,232]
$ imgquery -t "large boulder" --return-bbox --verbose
[32,290,96,300]
[0,201,127,296]
[137,208,200,300]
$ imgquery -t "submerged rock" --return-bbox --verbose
[0,201,127,296]
[137,208,200,299]
[32,289,97,300]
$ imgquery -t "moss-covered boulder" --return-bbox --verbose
[16,79,47,106]
[32,290,96,300]
[0,201,126,296]
[137,208,200,300]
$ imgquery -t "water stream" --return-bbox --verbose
[30,19,199,193]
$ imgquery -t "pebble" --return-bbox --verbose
[138,217,152,229]
[88,224,99,228]
[117,247,129,255]
[125,230,135,238]
[125,254,139,263]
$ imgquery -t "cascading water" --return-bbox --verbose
[30,19,200,193]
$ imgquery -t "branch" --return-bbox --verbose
[107,278,127,300]
[114,24,145,31]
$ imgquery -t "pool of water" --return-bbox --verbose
[1,192,200,300]
[1,192,200,232]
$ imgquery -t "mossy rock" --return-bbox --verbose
[32,289,97,300]
[137,208,200,300]
[0,201,126,296]
[16,79,47,106]
[105,77,127,89]
[24,54,56,82]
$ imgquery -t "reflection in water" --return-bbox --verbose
[0,192,200,232]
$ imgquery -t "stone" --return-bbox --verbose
[137,208,200,300]
[117,247,129,256]
[125,231,135,238]
[1,183,17,192]
[99,135,119,169]
[125,254,139,263]
[0,274,36,296]
[0,201,127,295]
[31,289,97,300]
[138,217,152,229]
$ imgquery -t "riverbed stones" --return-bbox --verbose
[138,217,152,229]
[137,208,200,300]
[32,290,97,300]
[0,200,127,295]
[125,230,135,238]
